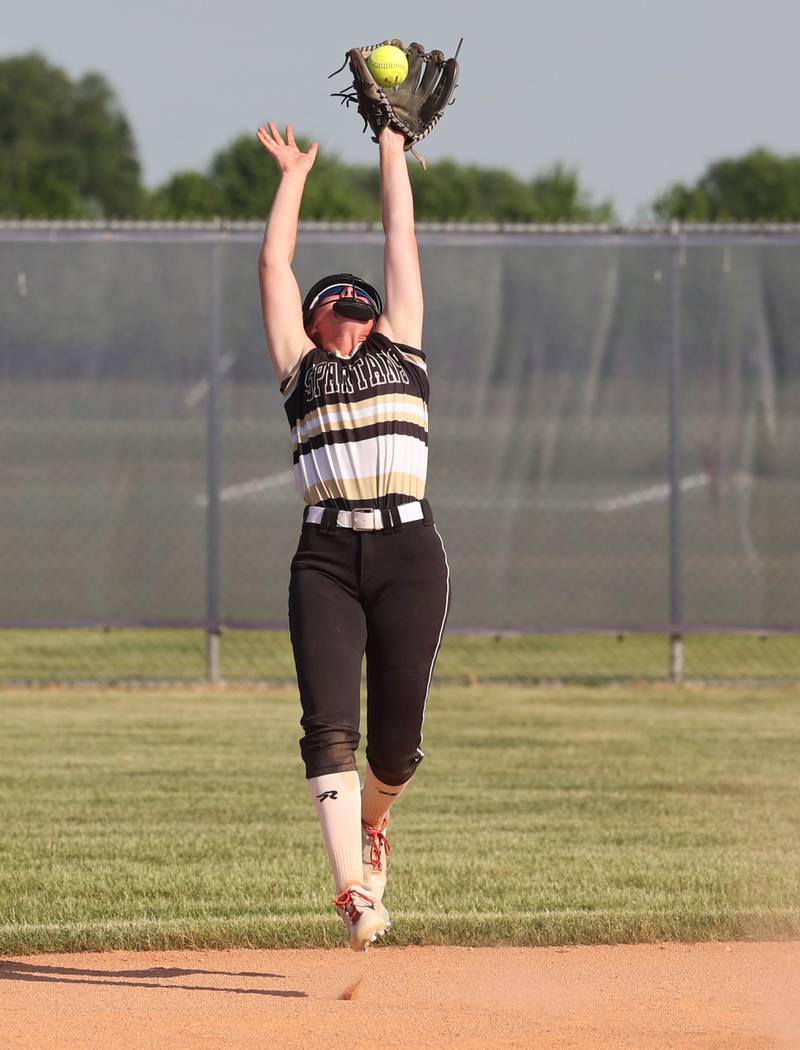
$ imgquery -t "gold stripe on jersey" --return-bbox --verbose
[303,471,427,507]
[396,348,427,372]
[293,391,426,430]
[292,394,428,444]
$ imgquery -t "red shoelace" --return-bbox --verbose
[332,887,376,923]
[363,821,392,871]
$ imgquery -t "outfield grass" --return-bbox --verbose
[1,628,799,684]
[0,684,798,954]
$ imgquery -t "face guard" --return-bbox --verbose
[332,293,375,322]
[302,273,383,328]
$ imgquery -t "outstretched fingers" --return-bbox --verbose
[267,121,285,146]
[256,125,277,153]
[256,121,319,173]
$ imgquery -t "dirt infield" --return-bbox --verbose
[3,943,798,1049]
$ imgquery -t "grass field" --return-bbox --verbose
[1,628,799,683]
[1,682,798,955]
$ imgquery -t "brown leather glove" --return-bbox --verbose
[330,39,461,168]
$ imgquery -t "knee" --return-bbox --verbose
[300,725,360,778]
[365,744,424,787]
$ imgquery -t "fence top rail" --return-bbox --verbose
[5,222,800,249]
[0,218,797,235]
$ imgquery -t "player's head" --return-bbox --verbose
[302,273,383,340]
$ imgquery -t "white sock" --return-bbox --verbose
[307,771,364,894]
[361,764,409,827]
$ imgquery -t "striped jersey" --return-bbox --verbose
[280,330,429,509]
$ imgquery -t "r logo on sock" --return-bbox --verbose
[316,790,339,801]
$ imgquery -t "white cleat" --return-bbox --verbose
[332,885,390,952]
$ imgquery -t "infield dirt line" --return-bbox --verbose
[2,906,792,933]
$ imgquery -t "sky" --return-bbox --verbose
[3,0,800,219]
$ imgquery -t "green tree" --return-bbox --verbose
[149,171,225,218]
[150,133,611,224]
[193,133,378,220]
[0,52,144,218]
[410,159,612,222]
[653,148,800,222]
[207,134,280,217]
[530,163,614,223]
[71,72,143,216]
[299,147,379,221]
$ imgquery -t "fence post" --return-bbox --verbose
[668,225,685,683]
[206,232,223,683]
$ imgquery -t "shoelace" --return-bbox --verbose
[332,887,376,924]
[363,821,392,871]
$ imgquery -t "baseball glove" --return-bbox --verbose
[330,39,461,168]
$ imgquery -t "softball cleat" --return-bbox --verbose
[361,816,392,904]
[332,885,390,952]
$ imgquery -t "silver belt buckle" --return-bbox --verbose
[351,508,376,531]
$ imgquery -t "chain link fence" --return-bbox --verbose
[1,223,798,683]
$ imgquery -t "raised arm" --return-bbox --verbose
[257,123,317,382]
[374,128,424,349]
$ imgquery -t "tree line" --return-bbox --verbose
[3,53,800,223]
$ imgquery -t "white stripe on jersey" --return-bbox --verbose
[293,434,429,496]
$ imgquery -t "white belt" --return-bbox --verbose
[305,502,425,531]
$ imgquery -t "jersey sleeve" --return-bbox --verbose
[279,349,309,397]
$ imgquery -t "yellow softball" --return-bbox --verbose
[367,45,409,88]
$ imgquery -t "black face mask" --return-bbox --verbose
[332,298,376,323]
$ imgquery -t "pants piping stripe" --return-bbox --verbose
[417,524,451,755]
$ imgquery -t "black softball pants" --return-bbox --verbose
[289,507,450,786]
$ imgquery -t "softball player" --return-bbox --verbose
[257,121,450,951]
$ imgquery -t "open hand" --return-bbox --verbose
[257,122,318,176]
